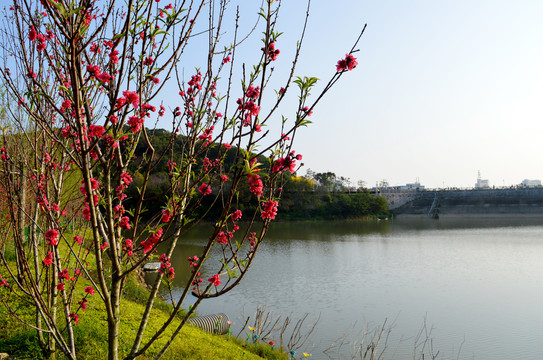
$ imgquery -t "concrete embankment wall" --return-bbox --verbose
[391,188,543,217]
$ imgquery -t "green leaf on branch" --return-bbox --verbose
[226,267,239,279]
[112,33,126,40]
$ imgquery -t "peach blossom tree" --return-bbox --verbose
[0,0,364,358]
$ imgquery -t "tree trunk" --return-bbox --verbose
[108,275,122,360]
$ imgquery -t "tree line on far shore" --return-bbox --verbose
[125,129,388,221]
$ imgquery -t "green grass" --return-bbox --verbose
[0,256,288,360]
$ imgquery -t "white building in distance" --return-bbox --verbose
[520,179,542,188]
[475,171,490,189]
[397,182,425,191]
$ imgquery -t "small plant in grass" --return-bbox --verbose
[237,306,318,359]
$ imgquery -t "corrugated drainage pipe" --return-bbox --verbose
[187,313,230,334]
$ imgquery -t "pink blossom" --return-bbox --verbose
[43,251,53,267]
[97,72,112,83]
[128,116,144,133]
[141,240,153,254]
[247,174,263,198]
[90,42,101,53]
[246,86,260,99]
[199,183,212,196]
[264,42,280,61]
[119,216,131,229]
[29,26,37,41]
[161,209,171,223]
[141,228,164,254]
[120,172,133,185]
[74,236,83,245]
[336,53,358,72]
[83,206,91,221]
[123,90,140,108]
[84,286,95,296]
[208,274,221,287]
[89,178,100,190]
[79,298,88,311]
[58,269,70,281]
[272,156,296,174]
[231,210,242,221]
[109,49,119,64]
[143,56,154,66]
[217,232,228,244]
[88,124,105,138]
[114,204,125,215]
[302,106,313,116]
[261,200,278,220]
[45,229,59,246]
[87,64,101,77]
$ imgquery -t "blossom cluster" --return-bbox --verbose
[263,42,280,61]
[159,254,175,279]
[188,256,203,290]
[28,25,54,52]
[336,53,358,72]
[237,86,261,129]
[0,274,9,288]
[272,152,302,174]
[208,273,221,287]
[261,200,278,220]
[140,228,164,253]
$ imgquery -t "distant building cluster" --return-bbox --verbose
[474,170,489,189]
[475,171,542,189]
[371,180,424,193]
[520,179,542,188]
[370,173,543,193]
[397,182,425,191]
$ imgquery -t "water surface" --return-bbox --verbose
[147,218,543,359]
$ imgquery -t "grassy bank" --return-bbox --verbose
[0,258,286,359]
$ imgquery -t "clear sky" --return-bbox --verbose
[66,0,540,190]
[4,0,543,189]
[254,0,543,189]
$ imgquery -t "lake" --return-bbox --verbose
[146,218,543,359]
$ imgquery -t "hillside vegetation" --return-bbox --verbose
[126,129,388,220]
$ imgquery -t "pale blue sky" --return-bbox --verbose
[268,0,543,189]
[9,0,543,189]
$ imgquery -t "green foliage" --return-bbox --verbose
[125,131,388,221]
[0,331,45,359]
[278,172,388,220]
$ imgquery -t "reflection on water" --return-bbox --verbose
[146,218,543,359]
